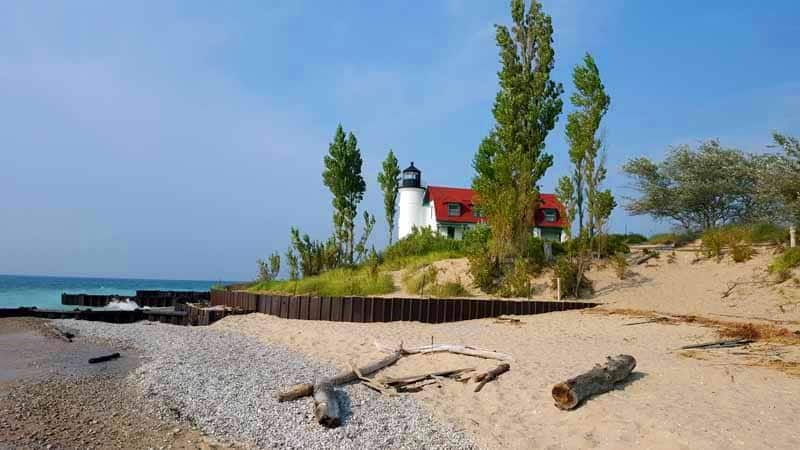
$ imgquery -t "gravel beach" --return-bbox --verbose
[53,319,476,450]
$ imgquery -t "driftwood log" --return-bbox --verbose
[473,363,510,392]
[277,351,402,402]
[88,353,120,364]
[551,354,636,410]
[312,382,340,427]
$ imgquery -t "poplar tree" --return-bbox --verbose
[377,150,400,244]
[472,0,564,260]
[322,125,366,265]
[557,53,612,238]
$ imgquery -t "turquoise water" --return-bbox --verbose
[0,274,227,309]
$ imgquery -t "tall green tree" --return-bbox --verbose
[377,150,400,244]
[557,53,612,238]
[472,0,564,260]
[322,124,366,265]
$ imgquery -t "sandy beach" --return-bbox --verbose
[3,249,799,449]
[212,249,800,450]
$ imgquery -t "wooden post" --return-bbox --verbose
[790,224,797,248]
[556,278,561,301]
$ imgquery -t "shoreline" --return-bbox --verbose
[0,317,234,450]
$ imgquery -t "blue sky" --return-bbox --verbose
[1,1,798,280]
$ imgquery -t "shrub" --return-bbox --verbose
[768,247,800,281]
[256,251,281,282]
[595,234,630,257]
[749,223,789,244]
[468,252,500,293]
[730,241,755,263]
[621,233,648,244]
[610,253,628,279]
[701,228,726,260]
[551,256,592,298]
[428,280,471,297]
[498,258,535,298]
[462,224,491,254]
[523,236,547,267]
[702,226,755,262]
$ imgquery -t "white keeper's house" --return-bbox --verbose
[397,162,568,243]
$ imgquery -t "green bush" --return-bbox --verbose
[768,247,800,281]
[748,223,789,244]
[621,233,648,244]
[428,280,471,297]
[551,256,592,298]
[468,252,500,293]
[610,253,628,279]
[462,224,491,254]
[523,236,547,267]
[702,226,755,262]
[595,234,631,257]
[701,228,727,260]
[498,257,536,298]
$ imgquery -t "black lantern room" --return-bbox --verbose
[401,162,421,188]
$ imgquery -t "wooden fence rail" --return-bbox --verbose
[210,290,597,324]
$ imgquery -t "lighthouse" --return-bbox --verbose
[397,162,428,240]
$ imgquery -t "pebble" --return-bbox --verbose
[55,320,476,450]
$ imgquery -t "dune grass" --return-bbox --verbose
[768,247,800,281]
[248,266,395,296]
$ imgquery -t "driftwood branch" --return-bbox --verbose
[88,353,120,364]
[623,317,669,326]
[473,363,510,392]
[680,338,753,350]
[277,351,402,402]
[551,354,637,410]
[631,252,656,265]
[375,341,513,362]
[379,368,474,388]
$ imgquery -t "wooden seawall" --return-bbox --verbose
[211,291,598,324]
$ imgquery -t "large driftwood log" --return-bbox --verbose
[474,363,510,392]
[277,351,402,402]
[551,355,636,410]
[375,342,513,362]
[312,382,340,428]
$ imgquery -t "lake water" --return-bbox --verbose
[0,274,227,309]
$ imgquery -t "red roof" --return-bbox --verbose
[425,186,566,228]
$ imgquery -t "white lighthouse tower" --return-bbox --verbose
[397,162,429,240]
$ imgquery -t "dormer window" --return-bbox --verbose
[544,209,557,222]
[473,206,483,218]
[447,203,461,217]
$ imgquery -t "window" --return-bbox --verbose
[544,209,557,222]
[472,206,483,218]
[447,226,455,239]
[447,203,461,217]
